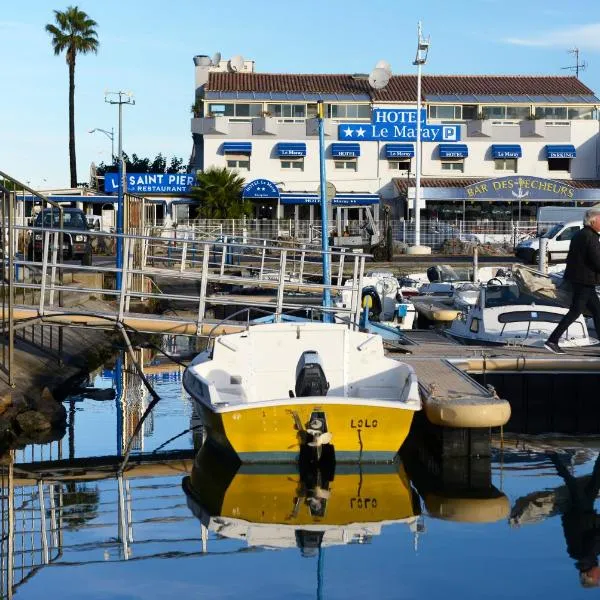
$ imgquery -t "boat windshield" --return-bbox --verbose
[484,284,522,308]
[541,224,563,239]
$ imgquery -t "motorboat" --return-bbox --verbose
[182,444,421,554]
[334,271,416,331]
[182,321,421,463]
[447,281,594,347]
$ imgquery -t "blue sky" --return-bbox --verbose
[1,0,599,188]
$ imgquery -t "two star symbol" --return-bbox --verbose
[342,126,366,138]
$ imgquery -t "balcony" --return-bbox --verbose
[191,116,230,135]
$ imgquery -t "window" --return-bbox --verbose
[481,105,530,120]
[568,107,595,120]
[267,104,306,119]
[548,158,571,172]
[469,317,480,333]
[334,159,358,171]
[208,103,261,118]
[535,106,568,120]
[327,104,370,119]
[226,158,250,170]
[429,105,462,120]
[281,158,304,171]
[506,106,531,120]
[494,158,517,172]
[482,105,506,120]
[388,160,411,171]
[441,160,464,173]
[556,226,580,242]
[462,105,478,120]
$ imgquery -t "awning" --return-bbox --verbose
[438,144,469,159]
[222,142,252,154]
[280,192,379,206]
[331,143,360,158]
[385,143,414,159]
[277,142,306,157]
[546,144,576,159]
[491,144,522,159]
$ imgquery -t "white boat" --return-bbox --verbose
[334,272,416,330]
[182,321,421,463]
[447,281,594,347]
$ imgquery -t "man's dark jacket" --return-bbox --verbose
[564,225,600,285]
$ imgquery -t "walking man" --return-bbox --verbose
[545,207,600,353]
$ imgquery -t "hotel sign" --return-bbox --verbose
[338,108,460,142]
[242,178,280,199]
[465,176,575,200]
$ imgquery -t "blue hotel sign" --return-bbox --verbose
[104,172,195,194]
[338,108,460,142]
[242,178,280,199]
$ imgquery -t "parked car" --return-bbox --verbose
[27,207,93,265]
[515,220,582,264]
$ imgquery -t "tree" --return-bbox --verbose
[191,167,252,219]
[46,6,99,188]
[95,153,187,176]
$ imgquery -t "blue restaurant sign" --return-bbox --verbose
[338,108,460,142]
[465,176,575,200]
[242,178,280,199]
[104,172,195,194]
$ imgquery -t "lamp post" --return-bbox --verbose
[411,21,430,254]
[105,92,135,289]
[317,100,332,321]
[89,127,115,161]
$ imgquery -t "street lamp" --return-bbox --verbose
[368,22,431,255]
[89,127,115,161]
[105,91,135,289]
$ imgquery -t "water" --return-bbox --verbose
[5,354,600,599]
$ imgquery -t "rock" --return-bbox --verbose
[15,411,52,435]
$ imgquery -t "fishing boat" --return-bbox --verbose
[183,321,420,463]
[447,281,594,347]
[182,444,421,554]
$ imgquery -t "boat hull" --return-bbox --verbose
[193,399,416,463]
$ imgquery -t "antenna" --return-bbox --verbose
[375,60,392,75]
[368,67,391,90]
[229,55,245,72]
[212,51,221,66]
[562,47,587,78]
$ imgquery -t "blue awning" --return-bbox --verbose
[546,144,576,159]
[277,142,306,157]
[438,144,469,158]
[491,144,522,159]
[331,143,361,158]
[385,143,414,159]
[222,142,252,154]
[280,192,379,206]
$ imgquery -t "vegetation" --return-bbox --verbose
[96,153,187,176]
[190,167,252,219]
[46,6,99,188]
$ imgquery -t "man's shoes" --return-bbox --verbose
[544,341,565,354]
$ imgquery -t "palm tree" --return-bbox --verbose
[46,6,99,188]
[191,167,252,219]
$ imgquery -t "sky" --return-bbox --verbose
[1,0,600,188]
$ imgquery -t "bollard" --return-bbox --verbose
[472,245,479,282]
[538,237,548,274]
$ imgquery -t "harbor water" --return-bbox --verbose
[4,348,600,600]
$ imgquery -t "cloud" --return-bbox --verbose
[504,23,600,50]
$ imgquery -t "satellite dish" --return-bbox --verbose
[212,51,222,66]
[368,68,391,90]
[375,60,392,75]
[229,55,245,72]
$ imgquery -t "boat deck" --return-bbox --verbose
[393,329,600,428]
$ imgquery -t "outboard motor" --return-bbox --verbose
[427,265,443,283]
[361,286,382,320]
[295,351,329,398]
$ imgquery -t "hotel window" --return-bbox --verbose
[208,103,261,119]
[481,105,529,120]
[334,159,358,171]
[568,107,595,120]
[441,160,464,173]
[388,159,411,171]
[266,104,306,120]
[226,155,250,171]
[327,104,370,119]
[462,104,478,120]
[429,105,462,120]
[548,158,571,172]
[494,158,517,172]
[281,157,304,171]
[535,106,568,120]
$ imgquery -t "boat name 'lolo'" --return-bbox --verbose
[350,497,378,509]
[350,418,378,428]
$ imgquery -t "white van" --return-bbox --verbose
[515,220,583,264]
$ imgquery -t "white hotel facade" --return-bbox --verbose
[191,55,600,226]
